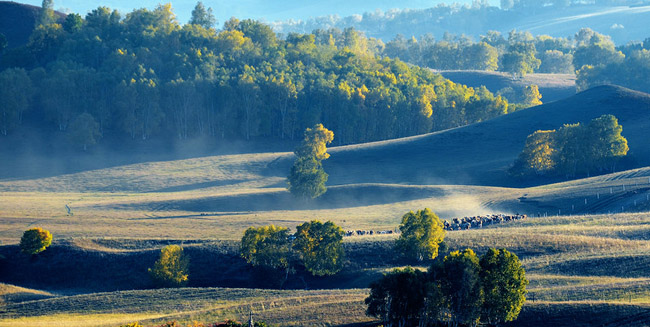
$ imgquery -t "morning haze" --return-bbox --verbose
[0,0,649,326]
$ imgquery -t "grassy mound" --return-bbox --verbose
[438,70,576,103]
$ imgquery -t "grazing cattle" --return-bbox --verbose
[442,213,527,231]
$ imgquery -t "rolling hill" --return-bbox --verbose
[1,85,650,326]
[0,1,65,49]
[317,85,650,187]
[437,70,576,104]
[276,4,650,45]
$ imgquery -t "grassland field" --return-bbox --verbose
[1,153,650,326]
[2,84,650,326]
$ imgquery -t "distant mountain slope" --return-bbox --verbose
[14,0,479,29]
[322,85,650,186]
[0,1,65,49]
[437,71,576,104]
[0,1,40,49]
[276,4,650,45]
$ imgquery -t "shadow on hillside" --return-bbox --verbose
[0,239,409,293]
[126,184,446,213]
[0,131,295,181]
[153,179,247,192]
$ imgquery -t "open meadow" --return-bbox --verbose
[2,86,650,326]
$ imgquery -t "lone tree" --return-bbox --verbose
[480,248,528,326]
[293,220,344,276]
[20,227,52,255]
[149,245,189,288]
[287,124,334,199]
[395,208,446,261]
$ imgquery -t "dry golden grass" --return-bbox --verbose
[2,94,650,326]
[0,288,370,327]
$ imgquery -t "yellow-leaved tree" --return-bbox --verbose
[149,245,189,288]
[395,208,446,261]
[288,124,334,199]
[20,227,52,255]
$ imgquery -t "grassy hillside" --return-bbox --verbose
[0,1,40,49]
[1,85,650,326]
[0,1,65,49]
[1,210,649,326]
[437,70,576,104]
[321,85,650,186]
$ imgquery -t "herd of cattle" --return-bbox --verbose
[442,214,527,231]
[345,229,397,237]
[343,213,527,237]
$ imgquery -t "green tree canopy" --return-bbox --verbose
[3,6,516,146]
[0,68,33,135]
[500,42,541,78]
[287,157,329,200]
[294,123,334,160]
[20,227,52,255]
[573,29,624,69]
[293,220,344,276]
[365,267,428,327]
[38,0,56,27]
[584,114,629,171]
[189,1,216,29]
[395,208,446,261]
[68,112,101,151]
[288,124,334,199]
[441,249,483,327]
[511,114,628,178]
[509,129,557,177]
[240,225,291,270]
[148,245,189,288]
[63,13,83,33]
[365,247,528,326]
[480,248,528,326]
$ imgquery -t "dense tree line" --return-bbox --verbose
[377,28,631,77]
[0,3,512,149]
[380,27,650,97]
[510,114,629,178]
[365,248,528,327]
[577,46,650,93]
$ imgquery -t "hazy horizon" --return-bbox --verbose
[17,0,498,26]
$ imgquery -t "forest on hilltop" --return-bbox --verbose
[0,3,513,148]
[1,2,649,151]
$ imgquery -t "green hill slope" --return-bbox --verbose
[320,85,650,187]
[437,70,576,104]
[0,1,65,49]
